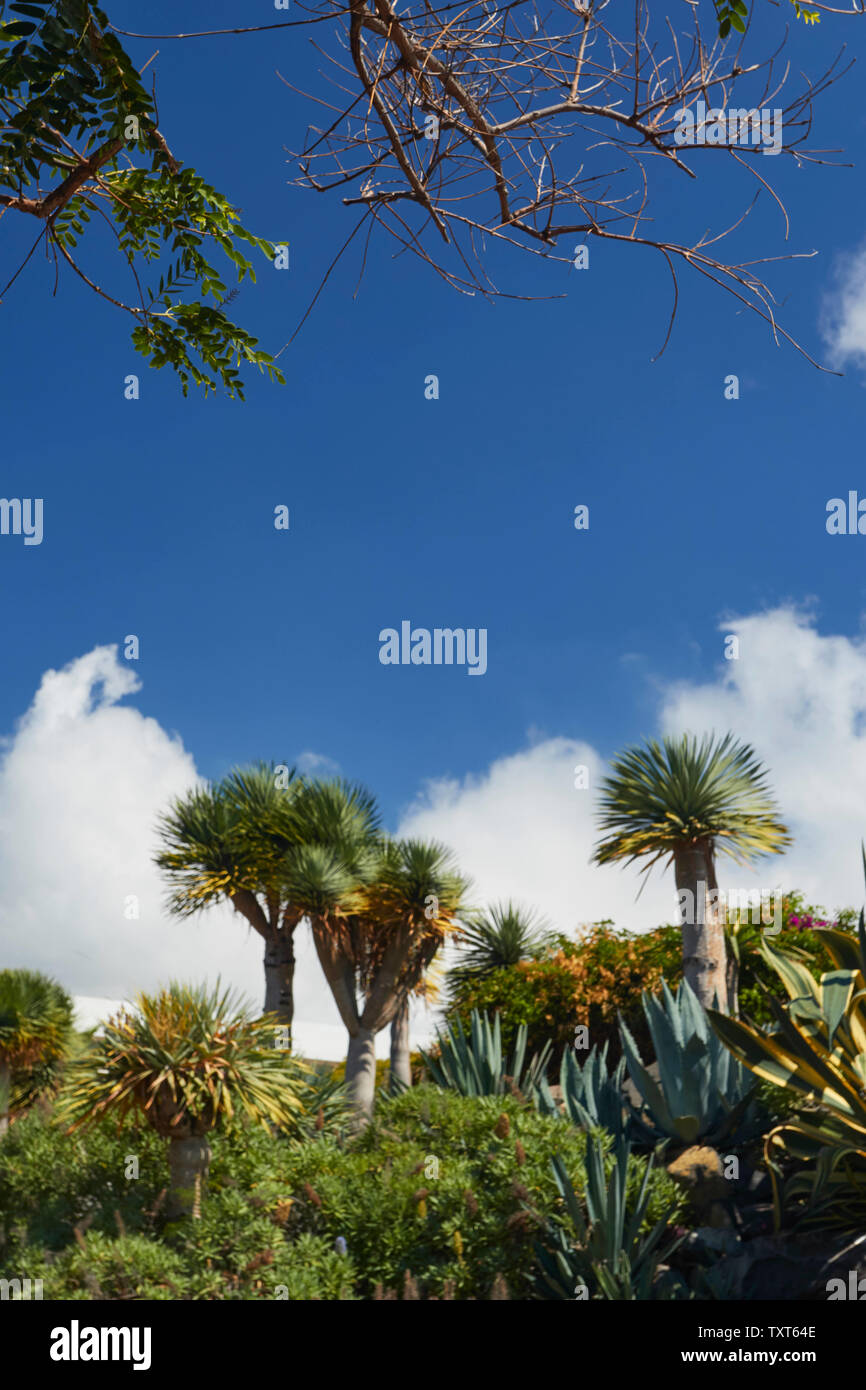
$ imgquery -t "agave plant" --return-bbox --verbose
[0,970,73,1137]
[620,979,762,1148]
[537,1044,630,1145]
[421,1009,551,1099]
[535,1135,684,1300]
[57,982,307,1218]
[708,899,866,1226]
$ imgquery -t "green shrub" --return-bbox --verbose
[0,1075,683,1299]
[0,1109,166,1265]
[24,1224,356,1302]
[278,1085,683,1299]
[28,1232,191,1301]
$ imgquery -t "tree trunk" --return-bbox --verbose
[0,1059,9,1138]
[390,1000,412,1090]
[675,845,729,1012]
[725,944,740,1018]
[166,1135,212,1219]
[345,1027,377,1123]
[263,930,295,1033]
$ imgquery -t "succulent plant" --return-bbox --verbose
[534,1132,685,1300]
[421,1009,551,1099]
[619,979,762,1148]
[708,850,866,1226]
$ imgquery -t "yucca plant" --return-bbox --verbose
[708,900,866,1226]
[0,970,73,1137]
[421,1009,551,1099]
[11,1023,94,1117]
[620,979,762,1148]
[535,1135,684,1300]
[57,982,307,1218]
[593,733,789,1010]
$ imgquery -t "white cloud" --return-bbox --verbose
[659,606,866,916]
[821,243,866,369]
[295,751,342,777]
[397,736,678,939]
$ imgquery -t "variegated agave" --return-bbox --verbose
[709,908,866,1227]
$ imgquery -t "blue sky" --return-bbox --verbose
[0,0,863,820]
[4,2,866,1047]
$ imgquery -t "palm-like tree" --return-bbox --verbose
[447,901,554,999]
[372,840,470,1091]
[57,982,306,1218]
[592,733,789,1011]
[284,781,467,1118]
[154,763,306,1033]
[0,969,73,1137]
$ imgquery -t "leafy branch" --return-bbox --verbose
[0,0,285,397]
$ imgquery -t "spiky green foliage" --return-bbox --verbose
[276,778,383,919]
[535,1134,685,1300]
[593,732,790,876]
[155,784,249,917]
[289,778,381,858]
[447,901,553,997]
[620,980,762,1147]
[538,1044,629,1146]
[154,762,306,918]
[10,1025,92,1117]
[0,970,73,1070]
[362,837,469,993]
[708,875,866,1227]
[57,982,306,1139]
[421,1009,551,1099]
[371,838,468,929]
